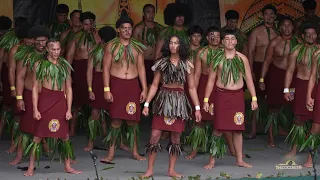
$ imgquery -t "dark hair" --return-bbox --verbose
[116,10,133,28]
[161,35,189,61]
[164,3,192,26]
[225,10,239,20]
[16,22,33,39]
[303,0,317,10]
[279,16,293,26]
[56,4,69,14]
[28,25,51,39]
[300,22,317,35]
[80,11,96,23]
[222,29,237,39]
[206,26,220,36]
[0,16,12,31]
[46,38,60,46]
[188,25,203,36]
[14,17,28,29]
[70,10,81,18]
[98,26,116,43]
[143,4,155,12]
[262,4,277,14]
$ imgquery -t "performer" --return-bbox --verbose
[185,26,219,160]
[247,4,278,139]
[221,10,248,55]
[66,11,101,136]
[50,4,70,39]
[9,25,50,165]
[133,4,164,85]
[259,17,298,147]
[203,29,257,169]
[84,26,116,151]
[59,10,82,56]
[101,15,147,163]
[24,39,81,176]
[140,35,201,178]
[188,25,203,63]
[284,23,318,158]
[0,16,12,37]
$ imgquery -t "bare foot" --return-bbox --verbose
[100,156,114,164]
[267,142,276,148]
[185,150,197,160]
[133,153,146,161]
[204,158,215,169]
[9,157,21,165]
[304,162,312,168]
[65,167,82,174]
[285,150,296,158]
[226,152,244,158]
[237,161,252,168]
[140,170,153,179]
[119,144,130,151]
[84,141,93,152]
[23,166,34,176]
[6,144,17,153]
[71,159,78,164]
[168,170,184,178]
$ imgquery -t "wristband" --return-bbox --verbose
[203,98,209,103]
[104,87,110,92]
[195,105,200,110]
[252,96,257,101]
[16,95,23,100]
[88,87,92,92]
[283,88,289,93]
[10,86,15,90]
[144,102,149,107]
[259,78,264,83]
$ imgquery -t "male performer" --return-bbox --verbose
[50,4,70,39]
[133,4,164,85]
[9,25,50,165]
[24,39,81,176]
[247,4,278,139]
[59,10,82,56]
[221,10,248,55]
[284,23,318,158]
[185,26,219,160]
[66,11,100,136]
[203,29,257,169]
[188,25,203,63]
[259,17,298,147]
[101,15,147,163]
[84,26,116,151]
[141,35,201,178]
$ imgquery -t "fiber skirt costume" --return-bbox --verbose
[90,71,109,110]
[19,89,35,135]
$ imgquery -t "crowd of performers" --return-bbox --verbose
[0,0,320,178]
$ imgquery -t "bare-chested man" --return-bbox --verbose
[259,17,298,147]
[66,11,101,136]
[247,4,278,139]
[59,10,82,56]
[50,4,70,39]
[203,29,258,169]
[133,4,164,85]
[284,23,318,158]
[101,15,147,163]
[185,26,219,160]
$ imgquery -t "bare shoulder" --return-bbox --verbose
[269,36,280,46]
[236,51,248,62]
[60,29,70,37]
[250,25,263,35]
[133,23,144,31]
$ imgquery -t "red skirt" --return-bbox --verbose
[214,87,245,131]
[152,115,185,132]
[109,75,141,121]
[35,88,68,139]
[293,78,314,121]
[145,60,154,85]
[90,71,109,110]
[197,74,214,121]
[20,90,35,135]
[253,62,266,97]
[313,84,320,124]
[1,64,14,106]
[266,64,288,105]
[71,59,89,106]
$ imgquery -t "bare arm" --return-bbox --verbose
[194,50,202,89]
[154,36,164,60]
[132,25,141,40]
[137,52,148,91]
[248,29,257,69]
[204,63,217,99]
[65,71,73,112]
[65,40,75,65]
[87,55,94,90]
[145,71,161,103]
[284,50,298,88]
[242,54,256,97]
[187,70,200,106]
[260,39,276,79]
[15,60,27,96]
[307,51,319,99]
[8,45,18,88]
[59,30,68,56]
[102,43,112,88]
[32,62,40,112]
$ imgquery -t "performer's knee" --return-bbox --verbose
[111,119,122,128]
[149,129,161,144]
[33,136,42,143]
[91,108,100,120]
[311,123,320,134]
[170,132,181,144]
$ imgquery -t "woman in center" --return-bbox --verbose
[140,35,202,178]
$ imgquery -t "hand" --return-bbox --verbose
[251,101,258,111]
[89,91,95,101]
[306,97,314,110]
[140,89,147,103]
[259,82,265,91]
[195,110,202,122]
[203,102,209,112]
[284,93,291,101]
[66,110,72,120]
[16,100,25,111]
[11,90,16,97]
[142,107,149,116]
[104,91,113,102]
[33,110,41,120]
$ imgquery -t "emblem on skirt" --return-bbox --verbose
[209,103,214,115]
[48,119,60,132]
[164,116,176,125]
[126,102,136,115]
[234,112,244,125]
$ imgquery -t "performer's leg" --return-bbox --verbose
[140,129,162,178]
[204,130,223,169]
[61,138,82,174]
[285,116,305,158]
[304,123,320,168]
[9,135,22,165]
[24,136,42,176]
[233,131,252,168]
[224,132,235,156]
[84,108,100,152]
[0,114,5,138]
[168,131,183,178]
[267,107,279,147]
[126,121,146,161]
[101,119,122,163]
[70,107,80,136]
[101,113,107,137]
[185,121,205,160]
[248,111,257,138]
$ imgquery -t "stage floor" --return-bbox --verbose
[0,123,318,180]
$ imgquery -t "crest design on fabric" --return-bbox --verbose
[126,102,136,115]
[234,112,244,125]
[48,119,60,132]
[209,103,214,116]
[164,116,176,125]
